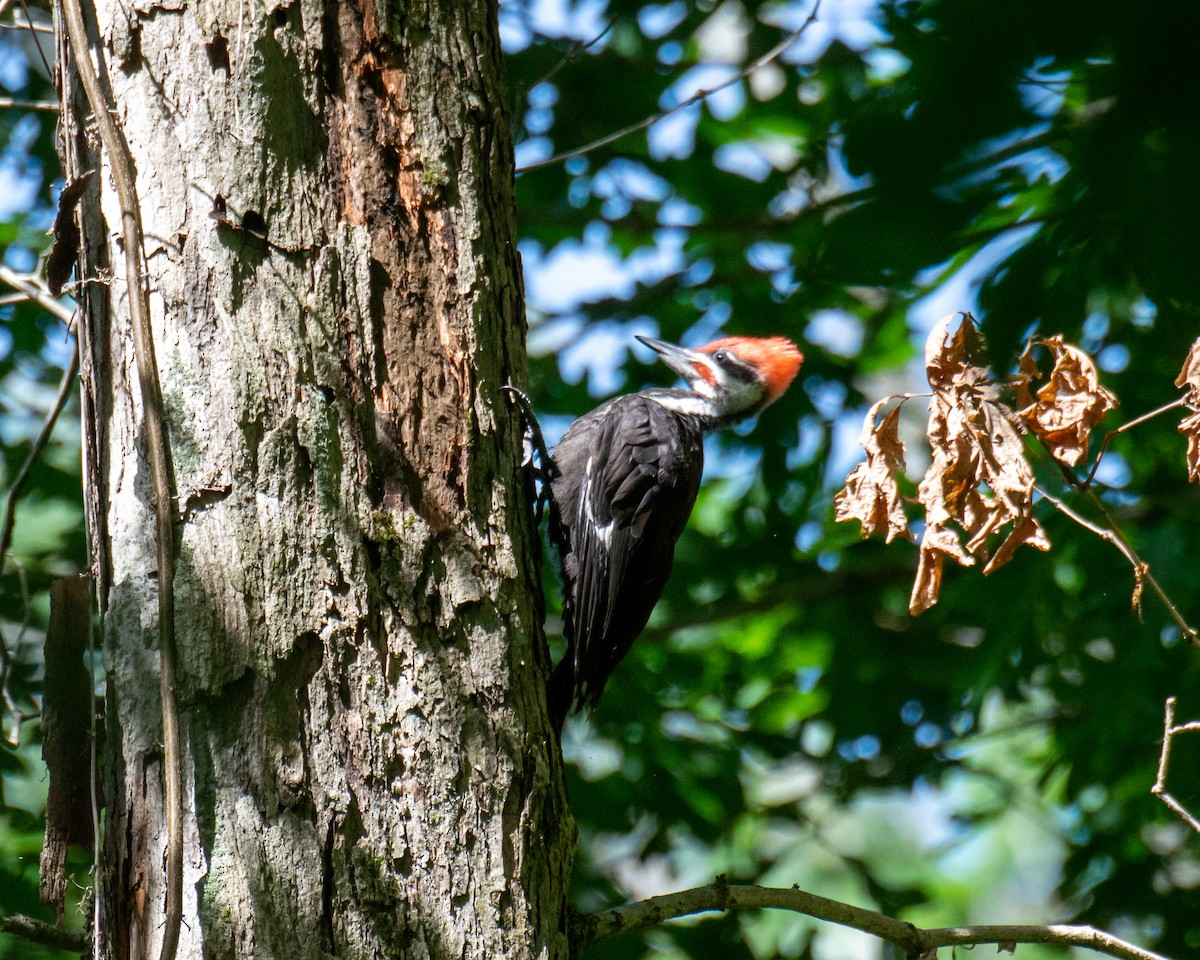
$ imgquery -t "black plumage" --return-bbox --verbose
[548,392,705,728]
[543,334,803,732]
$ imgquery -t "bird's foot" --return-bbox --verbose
[502,385,559,524]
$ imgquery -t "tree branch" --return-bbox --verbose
[0,266,76,324]
[518,0,822,172]
[1152,696,1200,833]
[60,1,183,958]
[1,914,89,952]
[1034,484,1199,651]
[1080,396,1189,487]
[0,340,79,575]
[573,881,1171,960]
[527,16,615,91]
[0,96,59,110]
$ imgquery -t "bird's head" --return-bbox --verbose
[636,334,803,422]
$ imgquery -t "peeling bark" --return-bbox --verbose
[61,0,572,957]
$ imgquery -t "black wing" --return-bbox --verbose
[549,395,704,727]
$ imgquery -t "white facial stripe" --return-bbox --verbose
[647,393,717,416]
[696,354,764,415]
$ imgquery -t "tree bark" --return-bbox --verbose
[60,0,572,957]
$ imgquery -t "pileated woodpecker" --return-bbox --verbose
[547,334,803,730]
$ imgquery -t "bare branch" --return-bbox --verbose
[1076,485,1199,649]
[15,0,52,79]
[0,266,76,324]
[0,18,53,32]
[0,343,80,573]
[1081,396,1189,486]
[574,881,1171,960]
[1152,696,1200,833]
[1034,484,1199,650]
[1,913,89,952]
[528,16,615,90]
[0,96,59,110]
[518,0,822,172]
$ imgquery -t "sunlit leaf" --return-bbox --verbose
[1017,336,1118,466]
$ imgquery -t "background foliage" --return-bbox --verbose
[3,0,1199,957]
[0,5,87,956]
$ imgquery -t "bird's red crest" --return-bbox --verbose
[702,336,803,404]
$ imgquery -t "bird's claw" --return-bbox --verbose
[502,384,559,524]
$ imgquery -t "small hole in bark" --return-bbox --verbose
[206,35,230,74]
[272,6,289,27]
[240,209,268,239]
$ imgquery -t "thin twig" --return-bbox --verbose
[517,0,822,172]
[1152,696,1200,833]
[574,880,1170,960]
[59,1,183,959]
[0,18,53,32]
[0,96,59,110]
[0,340,79,571]
[1033,486,1137,564]
[1019,73,1071,88]
[0,343,80,727]
[1078,484,1199,648]
[1034,484,1199,650]
[1081,396,1189,486]
[16,0,52,79]
[529,16,615,90]
[0,266,76,324]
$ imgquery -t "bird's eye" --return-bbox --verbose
[713,351,729,365]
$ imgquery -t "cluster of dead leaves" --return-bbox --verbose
[835,313,1137,615]
[1177,338,1200,483]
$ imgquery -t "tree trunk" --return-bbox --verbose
[60,0,573,957]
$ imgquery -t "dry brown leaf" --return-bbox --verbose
[1012,340,1041,411]
[1180,411,1200,484]
[919,391,978,527]
[1176,338,1200,483]
[925,310,989,392]
[1017,336,1118,466]
[910,521,975,615]
[983,515,1051,574]
[835,398,911,543]
[909,314,1046,612]
[1176,337,1200,394]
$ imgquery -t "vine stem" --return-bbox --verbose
[59,1,183,959]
